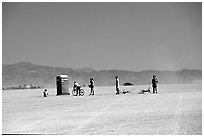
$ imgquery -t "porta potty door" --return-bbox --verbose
[56,75,69,95]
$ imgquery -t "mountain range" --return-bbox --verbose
[2,62,202,88]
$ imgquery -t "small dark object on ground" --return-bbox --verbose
[123,82,133,86]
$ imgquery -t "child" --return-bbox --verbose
[43,89,49,97]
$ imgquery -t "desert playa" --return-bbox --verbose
[2,83,202,135]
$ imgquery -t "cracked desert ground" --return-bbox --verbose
[2,83,202,135]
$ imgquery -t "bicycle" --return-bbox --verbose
[72,88,85,96]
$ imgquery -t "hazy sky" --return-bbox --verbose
[2,2,202,71]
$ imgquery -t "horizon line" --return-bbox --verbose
[2,61,202,72]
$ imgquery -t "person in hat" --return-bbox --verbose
[115,76,120,95]
[89,78,95,96]
[152,75,159,94]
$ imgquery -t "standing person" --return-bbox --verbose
[73,82,81,96]
[115,76,120,95]
[89,78,94,96]
[152,75,159,94]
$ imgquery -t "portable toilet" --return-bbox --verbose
[56,75,69,95]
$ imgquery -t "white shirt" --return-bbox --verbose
[74,82,81,87]
[116,78,120,87]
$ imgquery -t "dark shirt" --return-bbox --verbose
[116,78,119,88]
[90,80,94,86]
[89,80,94,88]
[152,78,158,87]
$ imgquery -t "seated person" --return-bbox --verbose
[43,89,49,97]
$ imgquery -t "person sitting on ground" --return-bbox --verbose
[139,86,151,94]
[73,82,81,96]
[43,89,49,97]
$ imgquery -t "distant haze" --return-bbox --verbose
[2,62,202,88]
[2,2,202,71]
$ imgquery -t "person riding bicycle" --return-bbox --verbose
[73,82,81,96]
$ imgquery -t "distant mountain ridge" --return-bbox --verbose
[2,62,202,88]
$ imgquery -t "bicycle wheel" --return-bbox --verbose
[79,89,84,96]
[72,90,77,96]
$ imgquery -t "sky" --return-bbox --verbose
[2,2,202,71]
